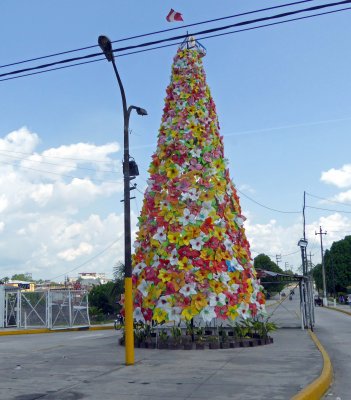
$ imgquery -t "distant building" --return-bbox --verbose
[6,280,35,292]
[77,272,111,288]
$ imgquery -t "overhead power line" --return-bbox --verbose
[236,188,301,214]
[305,191,351,208]
[0,159,121,184]
[0,151,118,173]
[1,0,350,81]
[49,240,119,281]
[0,0,316,70]
[306,205,351,214]
[2,6,351,84]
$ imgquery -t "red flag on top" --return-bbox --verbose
[166,8,183,22]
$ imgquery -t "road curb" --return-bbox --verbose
[291,329,333,400]
[325,306,351,316]
[0,325,114,336]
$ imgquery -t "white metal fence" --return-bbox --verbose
[0,286,90,330]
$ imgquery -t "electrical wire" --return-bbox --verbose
[306,205,351,214]
[0,151,118,173]
[1,6,351,83]
[1,0,350,80]
[236,188,301,214]
[49,240,119,281]
[305,191,351,208]
[0,160,121,184]
[0,147,119,163]
[2,6,350,84]
[0,0,317,70]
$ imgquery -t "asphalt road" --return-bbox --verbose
[312,307,351,400]
[0,327,321,400]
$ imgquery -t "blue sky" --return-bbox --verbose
[1,0,351,280]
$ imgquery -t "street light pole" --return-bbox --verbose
[98,35,147,366]
[315,226,327,306]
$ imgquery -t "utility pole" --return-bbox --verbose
[308,252,314,273]
[276,254,282,267]
[315,226,327,306]
[285,262,289,272]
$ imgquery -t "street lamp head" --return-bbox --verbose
[136,107,148,116]
[98,35,114,62]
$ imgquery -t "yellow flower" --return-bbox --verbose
[153,308,168,324]
[178,257,190,270]
[209,280,224,294]
[214,248,227,262]
[191,293,208,311]
[227,306,239,320]
[181,306,198,321]
[168,232,179,244]
[178,233,191,246]
[200,248,213,261]
[195,269,208,283]
[158,270,173,283]
[143,296,155,309]
[167,165,179,179]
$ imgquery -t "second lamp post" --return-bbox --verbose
[98,35,147,366]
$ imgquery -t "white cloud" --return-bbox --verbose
[0,127,128,280]
[329,190,351,204]
[57,242,93,262]
[321,164,351,188]
[0,195,8,213]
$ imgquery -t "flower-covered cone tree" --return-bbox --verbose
[132,41,265,325]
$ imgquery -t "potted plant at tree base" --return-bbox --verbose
[144,324,156,349]
[158,329,169,349]
[219,328,230,349]
[208,335,220,349]
[169,325,183,349]
[195,327,205,350]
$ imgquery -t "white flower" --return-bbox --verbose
[157,295,172,311]
[190,148,202,158]
[170,248,179,266]
[133,262,146,276]
[133,307,145,323]
[202,201,213,210]
[219,272,231,284]
[153,227,167,242]
[223,238,234,253]
[215,193,224,202]
[200,306,217,323]
[237,302,250,319]
[133,241,141,249]
[228,258,244,271]
[137,280,149,297]
[179,282,197,297]
[231,283,240,293]
[209,292,226,307]
[235,215,245,228]
[167,307,182,324]
[181,191,198,201]
[179,208,195,226]
[190,237,205,251]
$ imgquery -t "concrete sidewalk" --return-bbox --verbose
[0,328,323,400]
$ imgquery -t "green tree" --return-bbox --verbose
[11,273,32,281]
[254,254,286,295]
[89,280,125,317]
[313,235,351,296]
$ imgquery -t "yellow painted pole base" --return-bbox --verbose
[124,277,134,365]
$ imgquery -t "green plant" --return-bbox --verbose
[170,324,182,344]
[159,328,169,343]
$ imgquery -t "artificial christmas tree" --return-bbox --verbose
[132,38,265,325]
